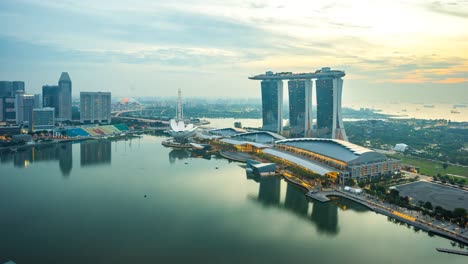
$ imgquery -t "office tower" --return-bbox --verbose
[34,94,41,108]
[261,80,283,133]
[288,79,313,138]
[58,72,72,121]
[15,93,35,126]
[42,85,59,116]
[316,70,347,141]
[0,81,25,123]
[250,67,347,141]
[12,81,25,92]
[80,92,111,123]
[32,107,55,131]
[0,81,13,98]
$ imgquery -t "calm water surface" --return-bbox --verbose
[0,136,466,263]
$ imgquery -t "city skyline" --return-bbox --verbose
[0,0,466,103]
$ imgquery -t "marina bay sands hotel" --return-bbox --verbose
[249,67,348,141]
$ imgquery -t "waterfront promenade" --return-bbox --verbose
[280,170,468,246]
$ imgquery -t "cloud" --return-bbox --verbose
[427,0,468,18]
[434,77,468,83]
[0,0,467,99]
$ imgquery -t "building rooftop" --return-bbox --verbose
[210,127,247,137]
[275,138,387,164]
[59,72,71,82]
[219,138,270,149]
[230,131,285,144]
[248,67,345,80]
[263,148,335,175]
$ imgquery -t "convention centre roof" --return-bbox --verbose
[275,138,387,165]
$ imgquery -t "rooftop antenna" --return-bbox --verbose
[177,88,183,121]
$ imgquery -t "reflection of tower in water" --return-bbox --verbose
[58,143,73,176]
[257,176,281,206]
[310,199,339,235]
[284,183,308,216]
[7,143,73,177]
[80,140,111,167]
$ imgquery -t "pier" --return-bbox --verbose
[436,248,468,256]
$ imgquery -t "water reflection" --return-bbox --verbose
[257,176,281,206]
[168,149,191,164]
[248,175,340,235]
[80,140,111,167]
[310,199,339,235]
[284,183,308,216]
[0,143,73,176]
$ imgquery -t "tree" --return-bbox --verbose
[453,208,467,219]
[442,162,448,170]
[358,181,366,188]
[424,201,433,210]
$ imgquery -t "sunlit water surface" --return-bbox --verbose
[0,136,465,263]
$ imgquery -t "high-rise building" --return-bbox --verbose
[15,93,35,126]
[80,92,111,123]
[34,94,41,109]
[12,81,25,92]
[249,67,347,141]
[42,85,59,115]
[41,73,72,122]
[316,70,347,141]
[32,107,55,131]
[0,81,13,98]
[288,79,313,138]
[58,72,72,121]
[261,80,283,133]
[0,81,25,123]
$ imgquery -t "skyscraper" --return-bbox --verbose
[42,85,59,116]
[288,79,313,138]
[42,72,72,122]
[34,94,41,109]
[0,81,25,123]
[15,93,35,126]
[261,80,283,133]
[249,67,347,141]
[80,92,112,123]
[58,72,72,121]
[316,72,347,141]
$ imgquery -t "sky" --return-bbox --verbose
[0,0,467,104]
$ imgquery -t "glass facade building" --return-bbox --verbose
[58,72,72,121]
[42,85,59,117]
[32,107,55,131]
[288,79,312,138]
[15,93,36,126]
[0,81,24,123]
[261,80,283,133]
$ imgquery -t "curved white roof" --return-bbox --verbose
[169,119,198,138]
[275,138,386,164]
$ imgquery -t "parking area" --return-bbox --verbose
[395,181,467,211]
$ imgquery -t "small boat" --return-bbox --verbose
[451,110,460,114]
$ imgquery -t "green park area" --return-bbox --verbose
[391,154,468,178]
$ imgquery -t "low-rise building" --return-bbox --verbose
[270,138,399,181]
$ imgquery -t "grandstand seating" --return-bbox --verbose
[63,124,130,137]
[114,124,129,131]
